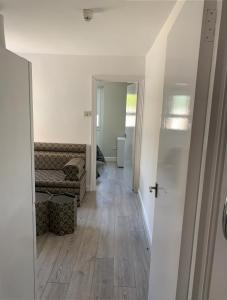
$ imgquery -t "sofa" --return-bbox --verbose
[34,142,86,206]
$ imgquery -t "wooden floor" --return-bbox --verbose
[36,163,150,300]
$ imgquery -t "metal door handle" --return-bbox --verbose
[222,198,227,240]
[149,183,159,198]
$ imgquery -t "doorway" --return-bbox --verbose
[91,77,144,192]
[95,80,138,189]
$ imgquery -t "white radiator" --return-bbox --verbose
[117,137,125,168]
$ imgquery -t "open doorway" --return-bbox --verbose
[94,80,139,190]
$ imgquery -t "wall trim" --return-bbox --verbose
[138,189,152,248]
[191,1,227,298]
[105,157,117,162]
[133,80,145,192]
[176,1,220,299]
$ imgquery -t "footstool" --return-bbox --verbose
[48,194,77,236]
[35,192,50,236]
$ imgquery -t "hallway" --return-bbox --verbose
[37,163,150,300]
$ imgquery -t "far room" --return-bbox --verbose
[95,80,139,190]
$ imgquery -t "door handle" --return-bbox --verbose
[149,183,159,198]
[222,197,227,240]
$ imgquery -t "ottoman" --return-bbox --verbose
[48,194,77,236]
[35,192,50,236]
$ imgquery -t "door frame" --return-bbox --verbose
[96,85,104,151]
[175,0,221,299]
[90,75,144,192]
[190,0,227,299]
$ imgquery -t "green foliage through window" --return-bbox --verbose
[126,93,137,113]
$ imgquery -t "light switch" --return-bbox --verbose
[84,111,92,117]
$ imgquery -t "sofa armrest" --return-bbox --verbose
[63,158,85,181]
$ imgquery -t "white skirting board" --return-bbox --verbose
[105,157,117,162]
[137,190,152,248]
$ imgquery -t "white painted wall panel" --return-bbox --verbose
[21,54,145,145]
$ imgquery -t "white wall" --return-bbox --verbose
[139,1,185,243]
[21,54,145,145]
[97,81,127,158]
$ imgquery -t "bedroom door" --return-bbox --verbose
[148,1,205,299]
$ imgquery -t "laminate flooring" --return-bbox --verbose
[36,163,150,300]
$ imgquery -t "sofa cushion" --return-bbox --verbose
[35,170,81,188]
[35,152,85,170]
[34,143,86,153]
[63,158,85,180]
[36,186,79,195]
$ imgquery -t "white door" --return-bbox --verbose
[209,145,227,300]
[148,1,204,299]
[0,49,35,299]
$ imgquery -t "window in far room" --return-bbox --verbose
[96,86,104,129]
[125,92,137,127]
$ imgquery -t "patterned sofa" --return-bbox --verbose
[34,142,86,206]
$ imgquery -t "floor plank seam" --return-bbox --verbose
[38,236,66,299]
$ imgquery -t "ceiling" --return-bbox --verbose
[0,0,175,56]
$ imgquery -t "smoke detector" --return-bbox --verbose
[83,9,94,22]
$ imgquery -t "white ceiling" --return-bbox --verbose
[0,0,175,56]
